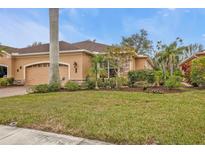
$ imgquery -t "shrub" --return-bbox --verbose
[174,69,182,77]
[97,79,106,88]
[83,79,95,89]
[154,70,163,86]
[7,77,14,85]
[33,84,49,93]
[64,81,80,91]
[116,77,128,87]
[133,81,149,90]
[48,82,61,92]
[191,57,205,86]
[128,70,155,87]
[0,78,9,87]
[109,78,116,89]
[165,75,182,89]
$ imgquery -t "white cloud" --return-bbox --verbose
[0,10,49,47]
[167,8,176,11]
[0,9,67,48]
[61,23,95,42]
[122,11,181,44]
[202,34,205,40]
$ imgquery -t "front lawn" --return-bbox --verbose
[0,90,204,144]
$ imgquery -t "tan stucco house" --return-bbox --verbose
[0,40,153,85]
[179,51,205,75]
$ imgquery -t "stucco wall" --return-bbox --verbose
[82,53,92,79]
[135,57,153,70]
[12,52,91,82]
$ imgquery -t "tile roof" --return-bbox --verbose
[1,40,109,55]
[15,41,79,54]
[0,45,18,54]
[72,40,109,53]
[179,51,205,66]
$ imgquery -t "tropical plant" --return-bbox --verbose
[154,70,163,86]
[191,57,205,86]
[106,44,135,88]
[49,8,60,85]
[90,54,104,89]
[165,75,182,89]
[121,29,153,55]
[155,38,186,77]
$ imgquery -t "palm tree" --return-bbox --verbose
[155,51,168,79]
[49,8,60,84]
[165,41,185,76]
[155,38,185,77]
[91,55,104,89]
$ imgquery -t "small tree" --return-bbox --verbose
[191,57,205,86]
[121,29,153,55]
[90,54,104,89]
[106,45,135,88]
[27,42,43,47]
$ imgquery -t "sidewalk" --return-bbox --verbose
[0,125,110,145]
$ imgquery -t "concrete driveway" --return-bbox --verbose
[0,86,28,98]
[0,125,109,145]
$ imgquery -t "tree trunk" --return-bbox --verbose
[162,62,166,80]
[49,8,60,84]
[95,64,99,89]
[107,60,110,79]
[170,55,174,76]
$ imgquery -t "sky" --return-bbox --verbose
[0,8,205,48]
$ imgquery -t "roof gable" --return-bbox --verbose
[179,51,205,66]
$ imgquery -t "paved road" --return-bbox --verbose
[0,125,110,145]
[0,86,28,98]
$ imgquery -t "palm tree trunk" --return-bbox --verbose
[162,62,166,80]
[170,55,174,76]
[95,63,99,89]
[49,8,60,84]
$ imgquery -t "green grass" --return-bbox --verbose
[0,90,205,144]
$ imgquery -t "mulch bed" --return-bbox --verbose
[59,86,187,94]
[106,86,186,94]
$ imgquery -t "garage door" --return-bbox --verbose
[25,63,69,85]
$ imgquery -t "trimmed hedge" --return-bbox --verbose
[64,81,80,91]
[32,82,61,93]
[48,82,61,92]
[32,84,49,93]
[128,70,155,87]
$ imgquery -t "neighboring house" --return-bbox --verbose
[179,51,205,76]
[0,40,154,85]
